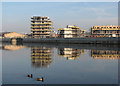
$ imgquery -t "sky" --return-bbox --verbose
[2,2,118,33]
[1,0,120,2]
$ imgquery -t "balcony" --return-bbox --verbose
[31,20,52,22]
[31,29,52,31]
[31,23,52,25]
[31,26,52,28]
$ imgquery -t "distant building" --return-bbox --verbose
[25,33,32,38]
[91,50,120,59]
[3,32,26,38]
[79,29,86,37]
[58,25,80,38]
[85,32,91,37]
[50,31,58,38]
[91,25,120,37]
[31,16,52,38]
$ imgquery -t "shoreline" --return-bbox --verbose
[1,37,119,45]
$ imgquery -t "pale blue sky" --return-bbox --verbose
[1,0,120,2]
[2,2,118,33]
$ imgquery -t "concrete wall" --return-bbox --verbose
[1,37,119,44]
[22,37,119,44]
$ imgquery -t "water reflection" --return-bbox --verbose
[91,50,120,59]
[58,48,85,60]
[31,47,52,68]
[1,43,120,84]
[1,44,25,51]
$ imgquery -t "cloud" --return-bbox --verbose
[67,4,117,19]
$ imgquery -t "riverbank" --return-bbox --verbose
[1,37,120,44]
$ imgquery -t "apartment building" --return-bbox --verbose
[91,25,120,37]
[58,25,80,38]
[31,16,52,38]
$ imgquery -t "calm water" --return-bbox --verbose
[2,43,119,84]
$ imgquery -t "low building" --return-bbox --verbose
[79,29,86,37]
[58,25,80,38]
[25,33,32,38]
[91,25,120,37]
[50,31,58,38]
[3,32,26,38]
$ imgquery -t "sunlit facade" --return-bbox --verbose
[91,25,120,37]
[58,25,80,38]
[31,16,52,38]
[31,47,52,68]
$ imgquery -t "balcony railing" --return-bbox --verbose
[31,23,52,25]
[31,29,52,31]
[31,26,52,28]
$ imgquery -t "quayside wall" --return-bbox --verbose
[1,37,120,44]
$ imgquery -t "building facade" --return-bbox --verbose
[91,25,120,37]
[58,25,80,38]
[31,16,52,38]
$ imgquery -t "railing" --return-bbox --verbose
[31,26,52,28]
[31,23,52,25]
[31,29,52,31]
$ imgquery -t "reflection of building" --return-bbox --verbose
[2,45,25,51]
[31,47,52,68]
[91,50,120,59]
[31,16,52,38]
[3,32,25,38]
[58,48,85,60]
[58,25,80,38]
[91,25,120,37]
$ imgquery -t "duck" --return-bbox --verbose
[37,77,44,82]
[27,74,33,78]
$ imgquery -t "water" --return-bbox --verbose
[2,43,119,84]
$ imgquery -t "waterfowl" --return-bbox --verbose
[27,74,33,78]
[37,77,44,82]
